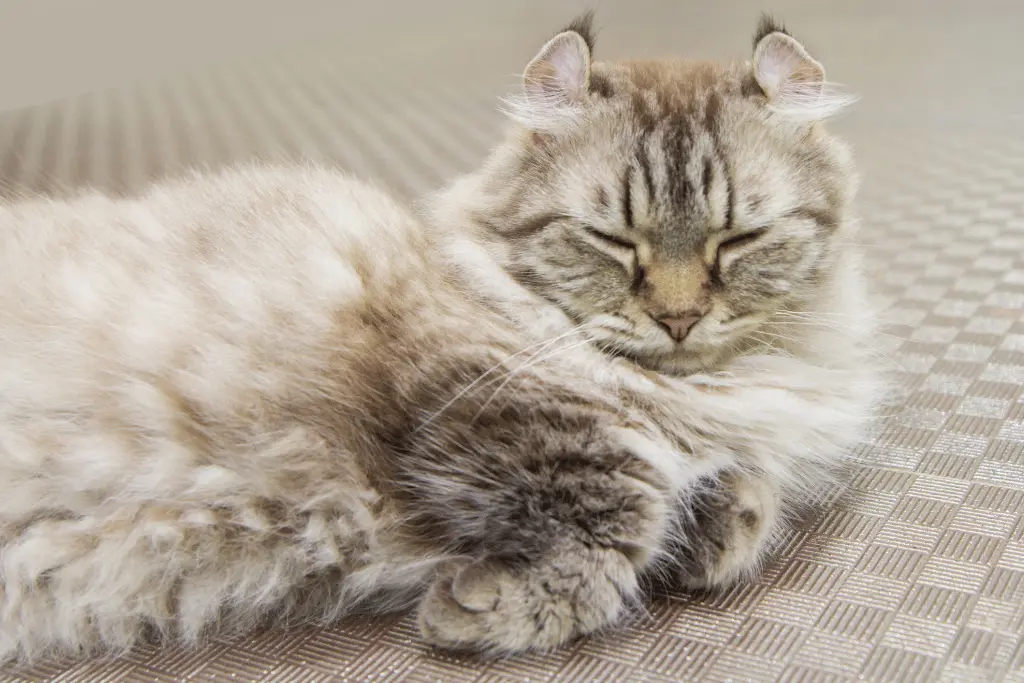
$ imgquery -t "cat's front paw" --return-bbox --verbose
[677,472,780,590]
[418,545,635,655]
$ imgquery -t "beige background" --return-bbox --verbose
[1,0,1023,681]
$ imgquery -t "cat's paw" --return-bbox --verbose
[678,472,780,590]
[418,547,635,655]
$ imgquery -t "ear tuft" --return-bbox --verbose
[752,13,790,49]
[752,23,855,122]
[564,10,597,52]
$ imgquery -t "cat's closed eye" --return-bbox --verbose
[584,226,636,252]
[715,229,766,262]
[583,226,645,287]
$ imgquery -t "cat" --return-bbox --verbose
[0,14,882,662]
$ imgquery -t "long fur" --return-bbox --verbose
[0,16,884,663]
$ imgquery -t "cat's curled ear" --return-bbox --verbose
[504,13,596,133]
[751,15,854,121]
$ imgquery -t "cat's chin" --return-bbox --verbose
[612,346,729,377]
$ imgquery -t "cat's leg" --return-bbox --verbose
[419,539,639,653]
[0,494,405,662]
[628,359,869,592]
[405,408,673,654]
[673,470,782,590]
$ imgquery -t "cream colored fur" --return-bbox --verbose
[0,15,884,663]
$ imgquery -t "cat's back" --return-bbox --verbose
[0,164,437,419]
[0,164,428,319]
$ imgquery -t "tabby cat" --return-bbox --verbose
[0,15,881,661]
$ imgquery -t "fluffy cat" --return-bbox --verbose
[0,14,881,662]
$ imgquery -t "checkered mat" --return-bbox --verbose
[0,1,1022,680]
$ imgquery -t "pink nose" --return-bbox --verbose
[656,312,702,343]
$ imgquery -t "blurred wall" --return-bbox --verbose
[0,0,1017,118]
[0,0,588,112]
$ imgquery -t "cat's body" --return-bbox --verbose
[0,16,882,662]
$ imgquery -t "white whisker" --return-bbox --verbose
[414,323,594,433]
[470,336,599,423]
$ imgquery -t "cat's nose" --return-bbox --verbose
[655,312,703,343]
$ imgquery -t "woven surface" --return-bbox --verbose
[1,1,1023,681]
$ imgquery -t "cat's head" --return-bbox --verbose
[444,14,858,373]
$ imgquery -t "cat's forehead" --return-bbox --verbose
[545,61,763,202]
[591,59,752,128]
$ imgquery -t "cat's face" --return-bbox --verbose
[465,16,857,373]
